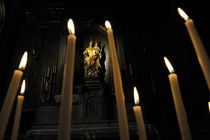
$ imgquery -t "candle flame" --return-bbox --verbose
[105,20,112,29]
[18,51,28,70]
[178,8,189,21]
[133,86,140,105]
[67,19,75,35]
[208,101,210,112]
[20,80,26,95]
[164,57,175,73]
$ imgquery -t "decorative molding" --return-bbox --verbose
[23,2,64,24]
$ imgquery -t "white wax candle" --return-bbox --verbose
[164,57,192,140]
[168,73,192,140]
[0,52,27,140]
[58,19,76,140]
[133,87,147,140]
[133,106,147,140]
[11,96,24,140]
[11,80,26,140]
[178,8,210,92]
[105,20,130,140]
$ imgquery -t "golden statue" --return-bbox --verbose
[83,41,102,78]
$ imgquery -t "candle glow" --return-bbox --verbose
[134,87,140,105]
[133,86,147,140]
[208,102,210,112]
[67,19,75,35]
[178,8,189,21]
[105,20,112,29]
[164,57,175,73]
[18,51,28,70]
[20,80,26,95]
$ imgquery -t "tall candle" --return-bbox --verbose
[178,8,210,92]
[11,80,26,140]
[58,19,76,140]
[208,101,210,113]
[105,20,130,140]
[164,57,192,140]
[0,52,28,140]
[133,87,147,140]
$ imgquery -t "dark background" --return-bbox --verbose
[0,0,210,139]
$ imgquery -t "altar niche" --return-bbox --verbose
[83,40,104,80]
[71,22,114,122]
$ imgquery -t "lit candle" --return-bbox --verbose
[11,80,26,140]
[58,19,76,140]
[133,87,147,140]
[105,20,130,140]
[208,101,210,113]
[164,57,192,140]
[178,8,210,92]
[0,52,28,140]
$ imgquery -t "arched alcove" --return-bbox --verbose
[74,20,112,86]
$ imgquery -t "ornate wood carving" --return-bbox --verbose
[23,2,64,24]
[20,2,64,105]
[83,82,106,122]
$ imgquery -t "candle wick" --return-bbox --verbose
[18,68,24,71]
[135,103,142,106]
[170,71,176,74]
